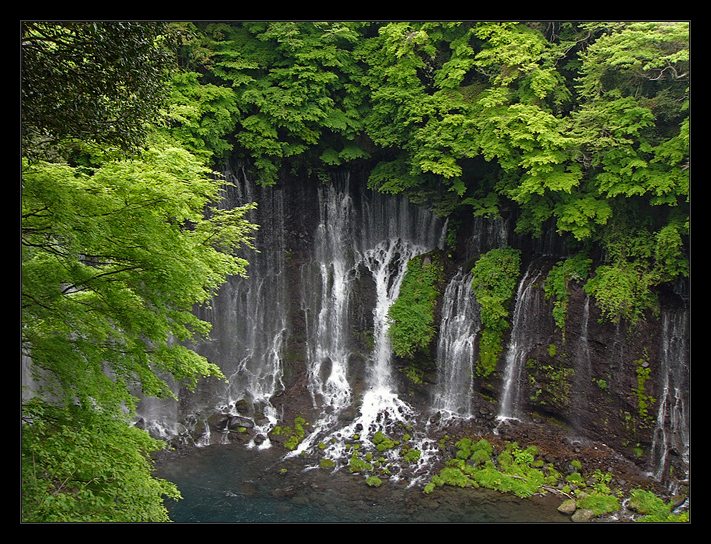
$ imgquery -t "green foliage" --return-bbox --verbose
[388,253,444,358]
[164,71,240,160]
[570,459,582,471]
[319,458,336,470]
[348,454,373,473]
[594,378,608,391]
[584,217,686,325]
[22,145,258,412]
[365,476,383,487]
[402,366,424,385]
[404,449,422,464]
[566,472,586,487]
[428,437,558,499]
[423,482,436,494]
[629,489,688,522]
[273,416,309,450]
[547,343,557,357]
[584,263,657,325]
[576,493,620,516]
[470,249,522,376]
[22,22,176,154]
[22,401,180,522]
[544,255,592,334]
[161,22,687,325]
[372,431,397,452]
[634,356,655,420]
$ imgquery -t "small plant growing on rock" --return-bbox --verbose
[576,492,620,516]
[319,458,336,470]
[366,476,383,488]
[348,454,372,473]
[404,449,421,464]
[629,489,688,522]
[594,378,608,391]
[566,472,586,487]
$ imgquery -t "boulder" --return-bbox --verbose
[233,399,251,414]
[253,434,266,445]
[557,499,577,515]
[207,412,230,432]
[571,509,595,523]
[227,415,254,430]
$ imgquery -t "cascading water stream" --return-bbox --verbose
[497,263,544,421]
[432,270,480,419]
[570,296,592,435]
[140,166,289,448]
[650,308,689,486]
[289,181,444,479]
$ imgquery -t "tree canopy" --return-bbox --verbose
[172,21,688,322]
[21,21,257,522]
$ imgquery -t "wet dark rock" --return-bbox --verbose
[207,413,230,432]
[253,434,266,445]
[228,416,254,430]
[234,399,251,414]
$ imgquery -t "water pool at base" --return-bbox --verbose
[155,444,570,523]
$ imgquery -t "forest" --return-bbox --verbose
[21,21,688,523]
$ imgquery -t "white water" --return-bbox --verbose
[219,169,287,448]
[304,182,355,413]
[464,216,509,261]
[650,308,689,484]
[432,270,480,419]
[290,181,444,476]
[137,166,288,447]
[571,296,592,433]
[497,263,544,421]
[135,377,180,441]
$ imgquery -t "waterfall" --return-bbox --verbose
[290,179,444,468]
[650,308,689,484]
[21,354,38,403]
[176,166,288,448]
[135,376,180,440]
[300,180,357,436]
[432,270,480,418]
[571,296,592,434]
[464,216,509,262]
[497,263,545,420]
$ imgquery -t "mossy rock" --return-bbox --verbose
[571,508,595,523]
[557,499,577,515]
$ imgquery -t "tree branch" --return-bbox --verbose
[60,266,143,294]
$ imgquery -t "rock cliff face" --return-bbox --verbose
[139,163,688,491]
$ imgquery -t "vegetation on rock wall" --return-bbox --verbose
[544,255,592,335]
[470,248,521,376]
[170,21,688,323]
[388,253,444,358]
